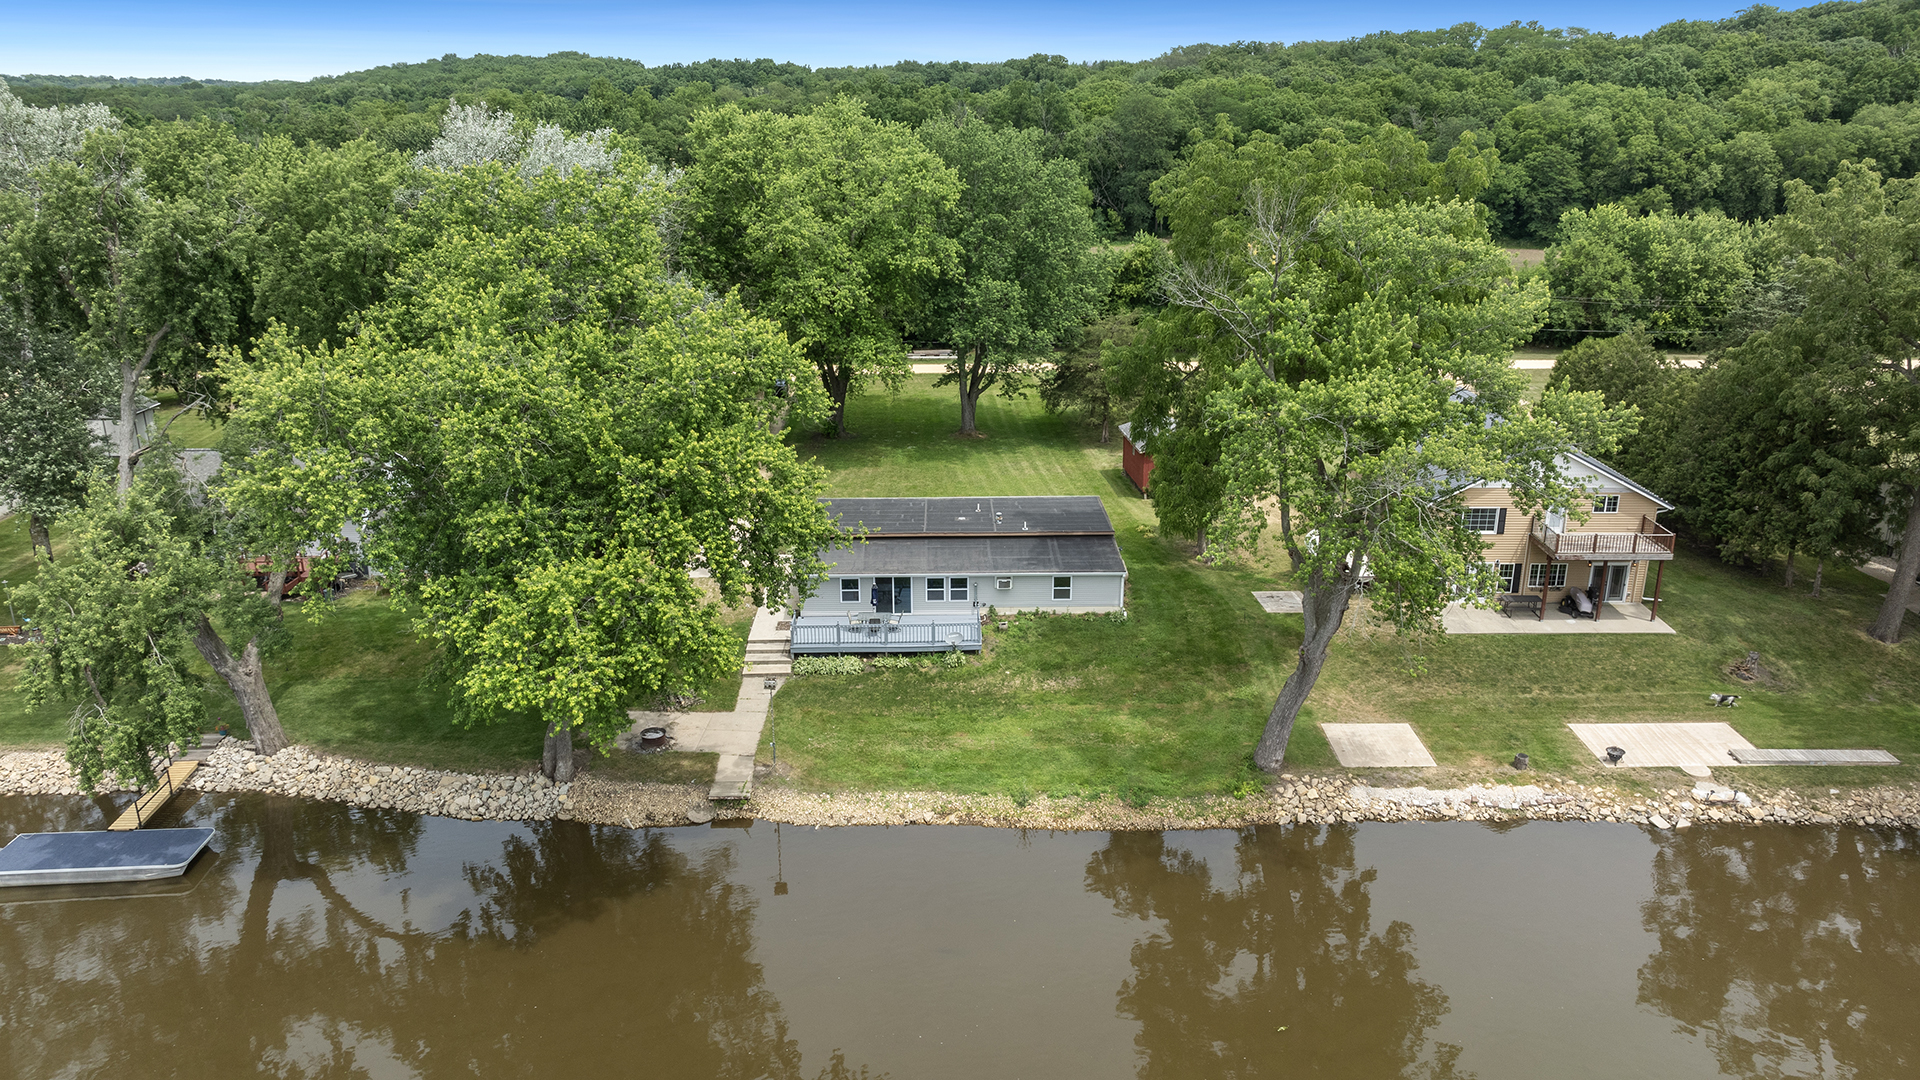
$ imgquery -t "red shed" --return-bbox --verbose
[1119,422,1154,494]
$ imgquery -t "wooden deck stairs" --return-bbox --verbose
[107,734,223,831]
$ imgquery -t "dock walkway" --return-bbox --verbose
[107,734,224,831]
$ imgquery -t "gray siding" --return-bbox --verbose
[799,572,1125,615]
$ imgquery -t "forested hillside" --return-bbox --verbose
[11,0,1920,239]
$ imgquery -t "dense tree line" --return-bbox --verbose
[14,1,1920,238]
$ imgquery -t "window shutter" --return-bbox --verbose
[1495,508,1507,535]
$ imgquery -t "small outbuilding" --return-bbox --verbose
[1117,422,1155,493]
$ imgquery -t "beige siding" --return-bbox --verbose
[1459,485,1667,605]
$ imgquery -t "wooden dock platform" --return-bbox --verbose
[108,760,201,831]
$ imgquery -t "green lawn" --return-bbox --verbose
[763,376,1920,798]
[768,377,1304,797]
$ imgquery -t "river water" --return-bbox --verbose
[1,792,1915,1079]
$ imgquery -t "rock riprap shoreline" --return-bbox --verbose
[2,748,1917,831]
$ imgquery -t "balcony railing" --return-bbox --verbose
[1530,515,1676,560]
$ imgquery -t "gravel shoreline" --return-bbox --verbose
[3,746,1916,831]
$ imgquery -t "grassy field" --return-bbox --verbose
[763,376,1920,798]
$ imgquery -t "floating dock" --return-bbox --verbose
[0,828,215,887]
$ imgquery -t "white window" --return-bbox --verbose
[1593,495,1620,514]
[948,577,969,601]
[1465,507,1501,533]
[1052,576,1073,600]
[1495,562,1521,592]
[1527,563,1567,589]
[926,577,945,601]
[839,578,860,602]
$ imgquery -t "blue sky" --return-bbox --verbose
[6,0,1753,82]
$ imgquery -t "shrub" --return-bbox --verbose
[791,655,865,676]
[871,654,926,671]
[939,649,967,669]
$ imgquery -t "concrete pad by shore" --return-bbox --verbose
[1569,722,1754,777]
[1322,723,1437,768]
[1253,591,1303,613]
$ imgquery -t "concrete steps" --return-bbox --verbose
[742,609,791,677]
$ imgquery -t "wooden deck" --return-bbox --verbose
[108,760,200,831]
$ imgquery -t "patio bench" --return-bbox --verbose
[1498,593,1542,618]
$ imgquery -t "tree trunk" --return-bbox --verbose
[1783,549,1795,588]
[117,358,138,493]
[116,325,171,493]
[193,615,290,755]
[819,362,853,438]
[1812,558,1824,599]
[1869,483,1920,643]
[265,565,290,612]
[956,345,991,436]
[1253,567,1357,771]
[27,512,51,562]
[543,720,575,782]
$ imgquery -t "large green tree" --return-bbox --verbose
[918,117,1107,435]
[1544,205,1764,346]
[17,122,249,491]
[241,136,412,349]
[23,470,296,789]
[1698,161,1920,641]
[1156,182,1630,768]
[228,157,840,780]
[0,313,110,558]
[680,98,960,435]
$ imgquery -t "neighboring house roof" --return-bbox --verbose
[824,496,1113,536]
[821,535,1127,576]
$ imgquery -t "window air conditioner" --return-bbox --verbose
[995,577,1013,590]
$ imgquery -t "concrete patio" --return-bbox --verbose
[1442,600,1676,635]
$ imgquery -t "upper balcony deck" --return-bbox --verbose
[1530,515,1676,561]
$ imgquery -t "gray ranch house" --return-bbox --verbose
[788,496,1128,654]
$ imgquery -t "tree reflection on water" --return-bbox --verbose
[1084,825,1469,1080]
[1637,826,1920,1079]
[0,794,836,1079]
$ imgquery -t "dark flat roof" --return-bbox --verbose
[825,497,1113,536]
[822,535,1126,575]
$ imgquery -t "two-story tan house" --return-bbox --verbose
[1460,449,1676,620]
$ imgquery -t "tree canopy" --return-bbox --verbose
[227,155,840,778]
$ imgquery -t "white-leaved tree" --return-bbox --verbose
[414,101,619,179]
[0,79,118,193]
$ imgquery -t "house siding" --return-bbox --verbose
[1460,486,1667,604]
[799,573,1125,615]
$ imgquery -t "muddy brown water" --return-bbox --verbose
[1,792,1915,1079]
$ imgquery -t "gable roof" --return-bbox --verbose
[824,497,1114,537]
[1566,449,1674,511]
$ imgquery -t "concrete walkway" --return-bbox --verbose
[626,607,788,800]
[1861,557,1920,615]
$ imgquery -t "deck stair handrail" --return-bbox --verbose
[1531,514,1677,559]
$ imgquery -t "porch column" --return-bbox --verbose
[1649,560,1665,622]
